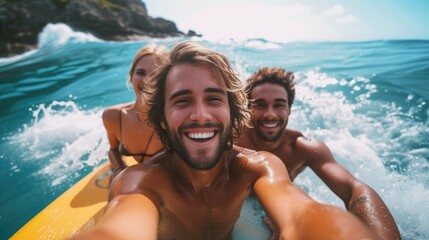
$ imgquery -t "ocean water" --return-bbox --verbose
[1,23,428,239]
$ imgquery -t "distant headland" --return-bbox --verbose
[0,0,201,57]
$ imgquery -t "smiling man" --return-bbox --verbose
[162,63,231,170]
[236,67,401,240]
[73,42,376,240]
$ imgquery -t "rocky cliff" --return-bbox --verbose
[0,0,199,57]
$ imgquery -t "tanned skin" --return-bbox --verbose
[236,72,401,240]
[72,43,377,240]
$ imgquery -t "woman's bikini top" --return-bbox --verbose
[118,106,162,158]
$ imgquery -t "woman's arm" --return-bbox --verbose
[102,107,126,173]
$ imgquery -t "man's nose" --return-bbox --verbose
[263,107,276,119]
[190,100,211,122]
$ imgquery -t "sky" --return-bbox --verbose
[143,0,429,42]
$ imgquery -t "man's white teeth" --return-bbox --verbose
[188,132,215,139]
[263,123,278,128]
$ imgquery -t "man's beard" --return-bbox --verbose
[254,119,287,142]
[167,122,231,170]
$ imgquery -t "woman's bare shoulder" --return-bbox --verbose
[102,102,134,122]
[102,104,122,121]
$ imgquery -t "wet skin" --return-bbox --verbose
[236,82,401,240]
[74,63,377,240]
[111,63,256,239]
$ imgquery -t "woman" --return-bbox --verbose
[102,45,168,179]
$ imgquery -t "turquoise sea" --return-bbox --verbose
[1,23,428,239]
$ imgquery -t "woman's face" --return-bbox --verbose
[131,54,156,98]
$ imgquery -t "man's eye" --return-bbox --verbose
[207,97,222,102]
[174,99,190,105]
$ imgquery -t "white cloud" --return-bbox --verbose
[158,1,362,42]
[336,15,359,23]
[322,5,345,16]
[179,3,322,42]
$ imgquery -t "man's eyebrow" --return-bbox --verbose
[205,87,227,95]
[274,98,288,103]
[251,98,288,103]
[169,87,226,100]
[169,89,192,100]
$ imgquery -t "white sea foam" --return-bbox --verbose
[38,23,101,49]
[285,68,429,239]
[10,100,109,186]
[0,49,39,65]
[241,39,281,50]
[209,38,281,50]
[233,61,429,238]
[0,23,101,65]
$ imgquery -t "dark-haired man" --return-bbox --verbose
[236,67,401,240]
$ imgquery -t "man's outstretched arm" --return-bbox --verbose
[71,194,159,240]
[303,139,401,239]
[253,151,378,240]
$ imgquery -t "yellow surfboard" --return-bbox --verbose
[11,157,270,240]
[11,157,137,240]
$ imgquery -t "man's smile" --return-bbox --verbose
[185,131,217,142]
[259,121,282,129]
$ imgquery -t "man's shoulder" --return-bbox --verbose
[234,145,271,158]
[284,128,304,139]
[282,130,332,158]
[272,129,304,149]
[293,135,332,163]
[294,134,324,148]
[130,152,169,173]
[233,146,283,169]
[110,154,170,196]
[232,146,289,182]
